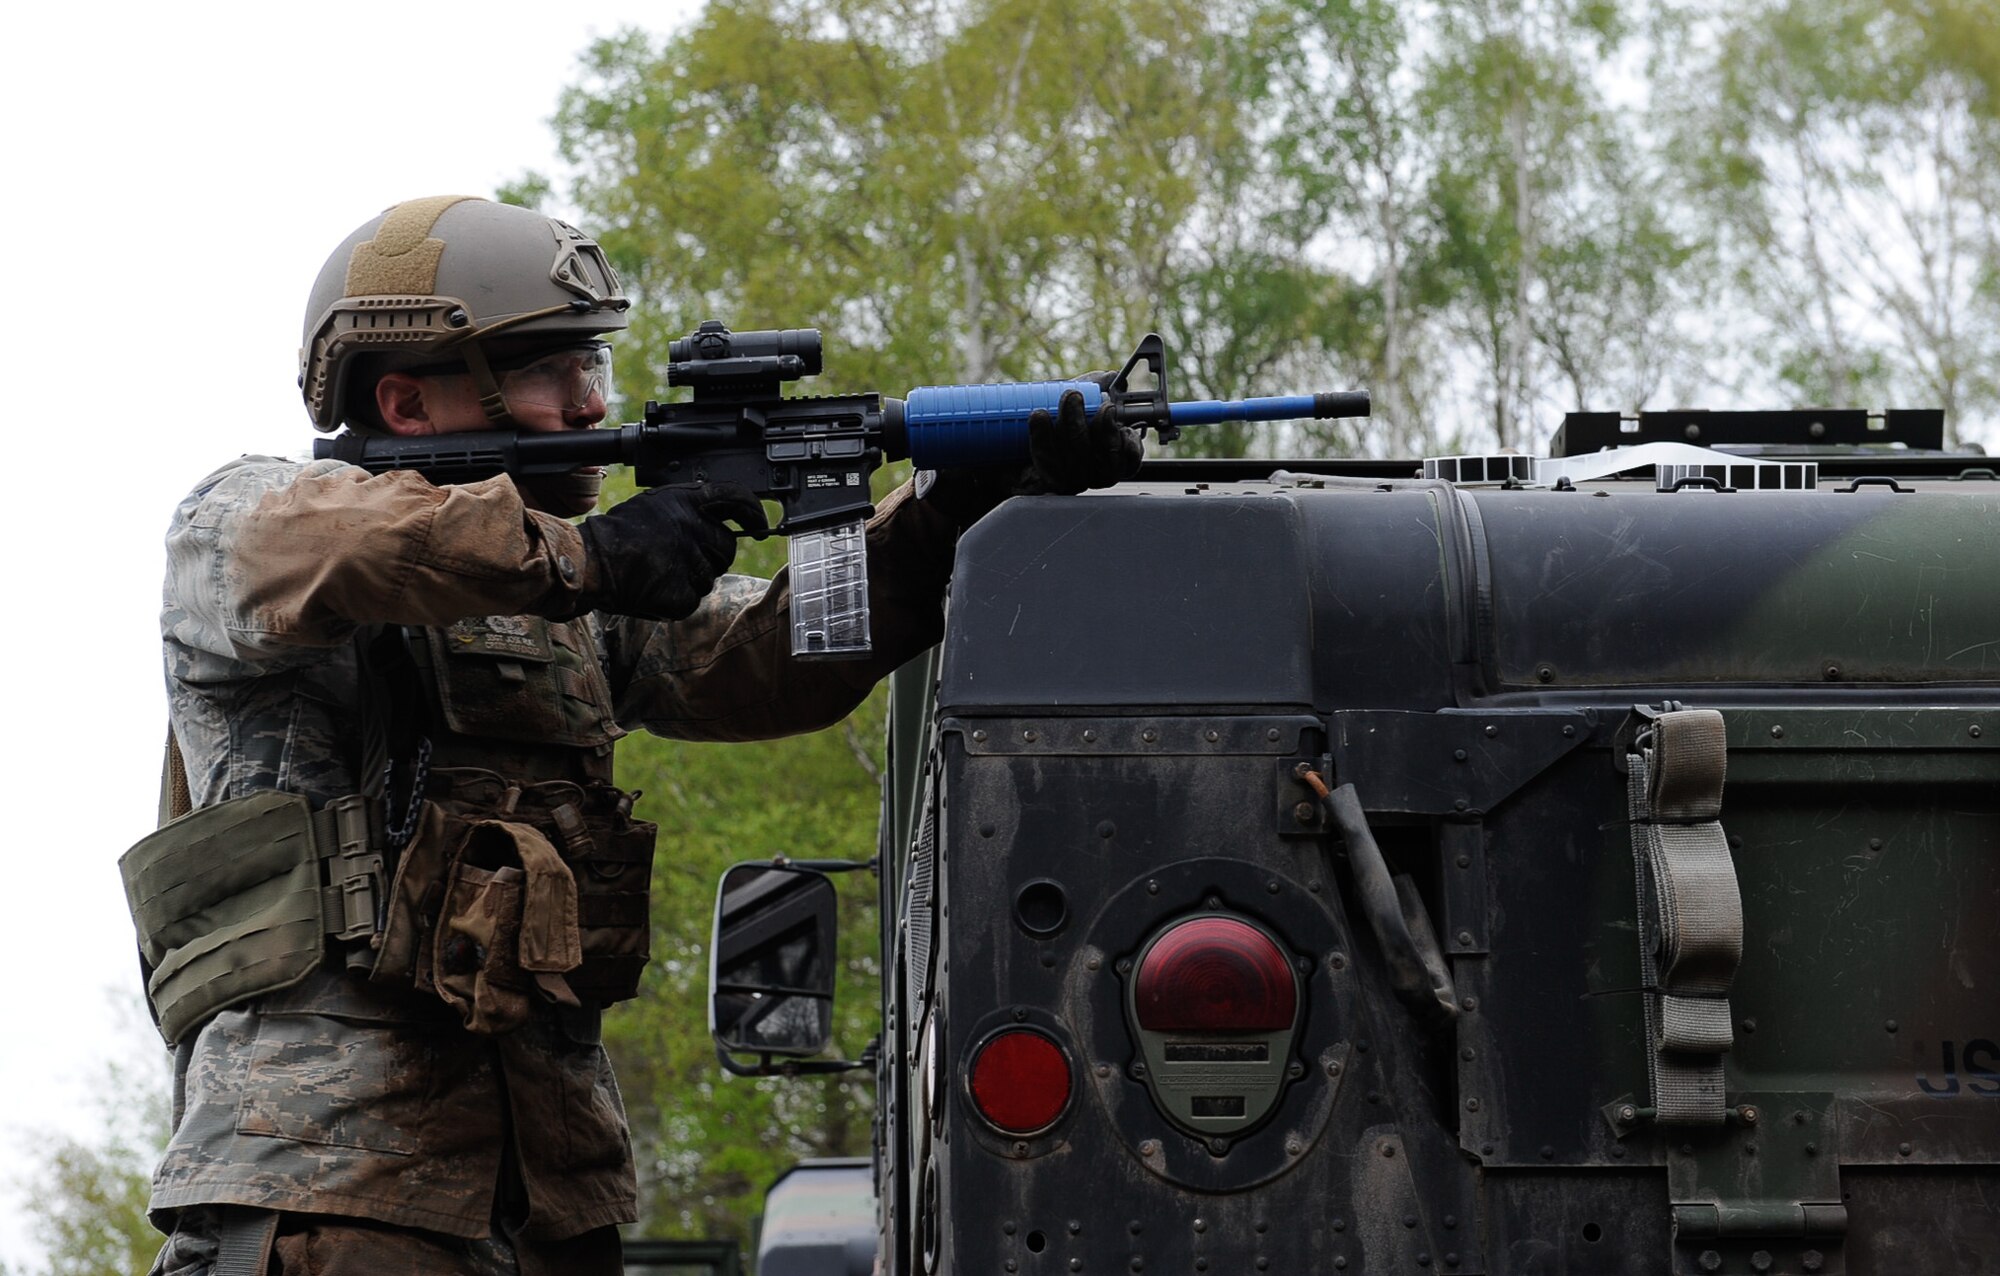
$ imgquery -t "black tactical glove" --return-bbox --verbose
[571,482,769,620]
[923,375,1145,524]
[1021,374,1145,495]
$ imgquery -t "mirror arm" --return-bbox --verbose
[715,1040,874,1078]
[766,855,879,875]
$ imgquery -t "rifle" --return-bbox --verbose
[315,321,1370,659]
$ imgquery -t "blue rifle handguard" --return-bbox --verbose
[902,382,1106,470]
[901,381,1371,470]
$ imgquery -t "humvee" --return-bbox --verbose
[711,408,2000,1276]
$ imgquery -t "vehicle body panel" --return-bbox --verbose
[864,462,2000,1275]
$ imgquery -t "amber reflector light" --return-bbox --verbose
[1134,916,1298,1033]
[969,1029,1072,1133]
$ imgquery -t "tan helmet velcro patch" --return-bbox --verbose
[344,194,480,297]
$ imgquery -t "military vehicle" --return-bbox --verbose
[709,406,2000,1275]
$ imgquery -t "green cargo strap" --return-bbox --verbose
[120,790,389,1045]
[1626,708,1741,1125]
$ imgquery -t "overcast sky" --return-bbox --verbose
[0,4,698,1264]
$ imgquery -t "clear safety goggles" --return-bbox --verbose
[496,342,615,411]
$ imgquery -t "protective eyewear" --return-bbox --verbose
[498,343,615,411]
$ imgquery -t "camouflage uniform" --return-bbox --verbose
[151,453,958,1270]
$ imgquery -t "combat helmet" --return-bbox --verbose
[300,195,630,431]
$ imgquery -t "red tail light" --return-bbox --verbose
[968,1028,1072,1133]
[1134,916,1298,1033]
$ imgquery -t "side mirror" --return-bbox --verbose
[710,862,839,1065]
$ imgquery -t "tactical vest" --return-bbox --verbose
[123,615,659,1044]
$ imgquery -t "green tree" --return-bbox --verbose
[542,0,1350,457]
[1253,0,1712,454]
[1256,0,1459,455]
[12,1000,168,1276]
[1672,0,2000,437]
[595,482,893,1243]
[1421,0,1703,447]
[1527,132,1712,415]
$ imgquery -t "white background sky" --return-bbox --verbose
[0,4,697,1264]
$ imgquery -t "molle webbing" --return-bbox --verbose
[121,791,388,1045]
[343,195,478,297]
[1626,709,1742,1124]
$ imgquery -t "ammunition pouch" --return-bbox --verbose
[122,763,656,1043]
[369,768,658,1033]
[120,790,388,1046]
[431,818,585,1034]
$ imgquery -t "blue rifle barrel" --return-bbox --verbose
[899,381,1370,470]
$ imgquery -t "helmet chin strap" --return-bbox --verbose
[458,339,513,425]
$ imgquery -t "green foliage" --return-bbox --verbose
[594,467,895,1244]
[495,171,555,209]
[1896,0,2000,115]
[1423,0,1719,443]
[551,0,1353,458]
[1252,0,1456,452]
[1667,0,2000,433]
[13,1004,168,1276]
[21,1120,160,1276]
[562,0,1977,456]
[606,682,889,1243]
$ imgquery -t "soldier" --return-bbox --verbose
[127,195,1139,1275]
